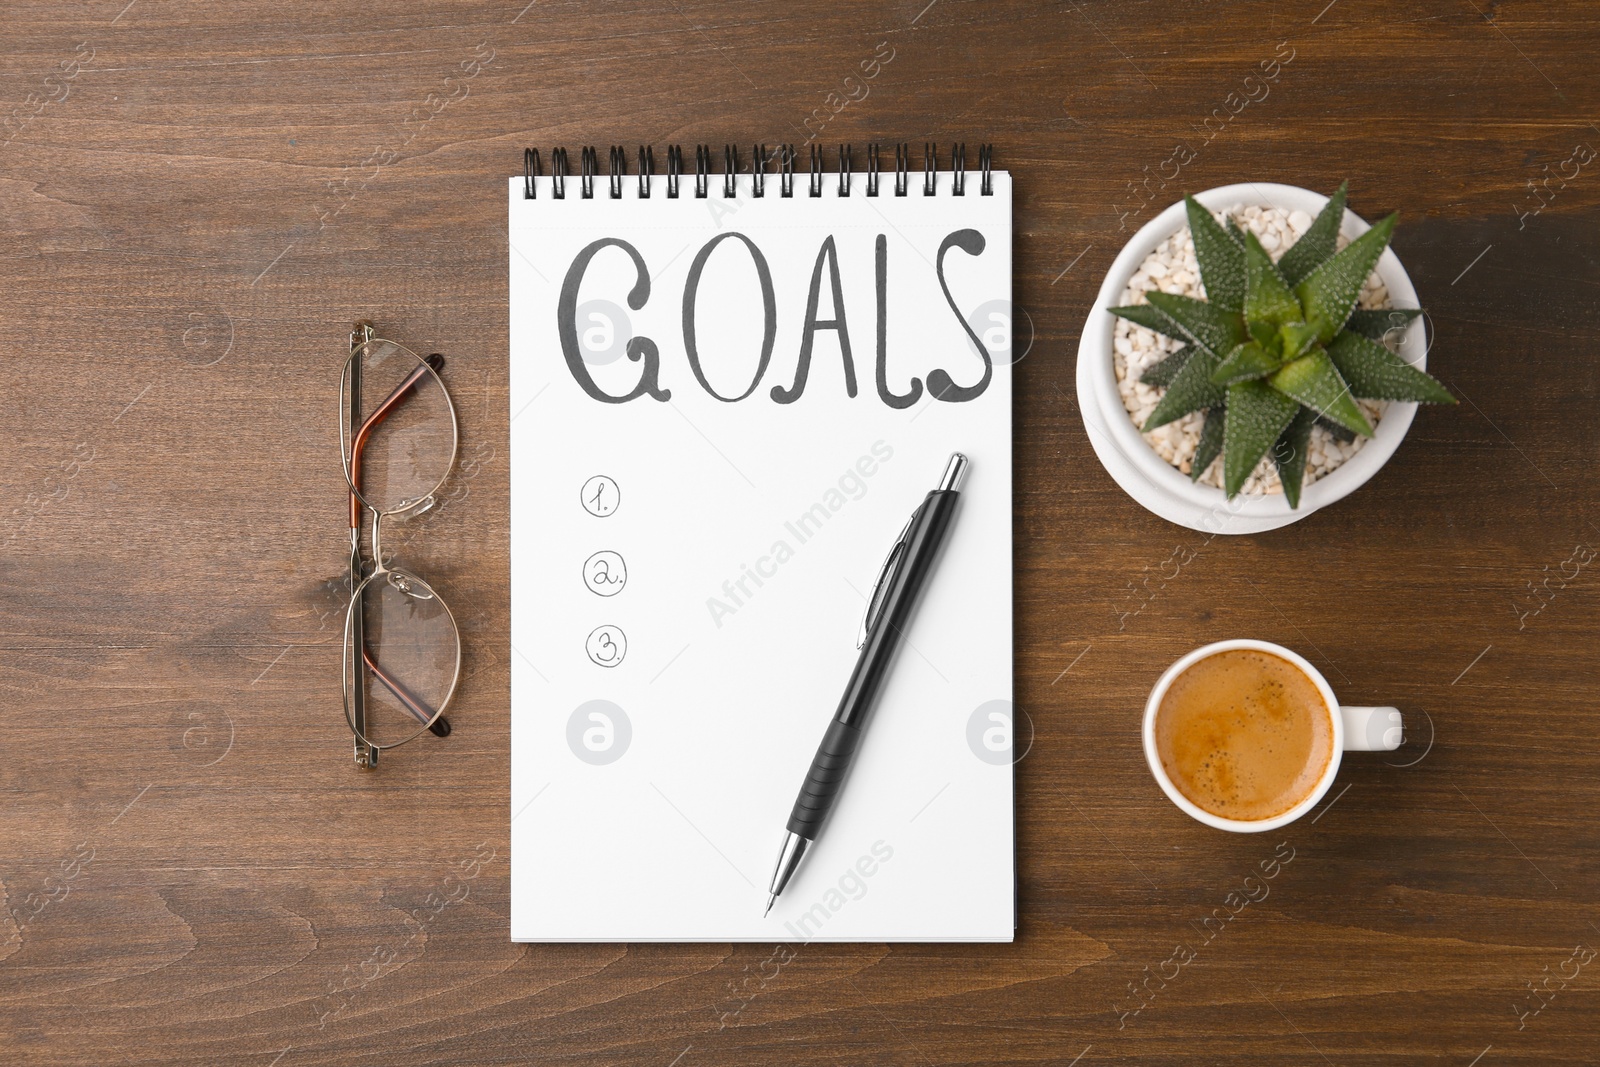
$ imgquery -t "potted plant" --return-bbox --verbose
[1075,183,1454,534]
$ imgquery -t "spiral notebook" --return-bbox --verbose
[508,144,1014,942]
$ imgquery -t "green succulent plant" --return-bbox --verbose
[1110,183,1455,506]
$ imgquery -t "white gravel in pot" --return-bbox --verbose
[1112,204,1393,496]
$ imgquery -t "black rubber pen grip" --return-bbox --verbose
[785,718,862,839]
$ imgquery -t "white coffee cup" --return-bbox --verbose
[1143,639,1403,833]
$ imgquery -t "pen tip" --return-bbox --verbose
[763,894,775,918]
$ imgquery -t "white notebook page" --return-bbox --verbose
[508,169,1013,941]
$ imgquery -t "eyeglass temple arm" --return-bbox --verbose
[362,645,451,737]
[349,326,372,765]
[348,352,447,529]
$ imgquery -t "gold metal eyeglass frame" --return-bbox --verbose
[338,321,462,769]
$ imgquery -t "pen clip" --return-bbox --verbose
[858,512,915,649]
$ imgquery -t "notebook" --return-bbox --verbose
[508,144,1013,942]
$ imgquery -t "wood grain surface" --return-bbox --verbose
[3,1,1599,1064]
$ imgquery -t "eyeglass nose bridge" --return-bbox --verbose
[368,495,438,566]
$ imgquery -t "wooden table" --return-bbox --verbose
[4,1,1597,1063]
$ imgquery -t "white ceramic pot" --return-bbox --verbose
[1075,183,1430,534]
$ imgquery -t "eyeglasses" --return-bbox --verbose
[339,322,461,768]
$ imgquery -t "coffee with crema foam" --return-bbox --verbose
[1155,649,1335,821]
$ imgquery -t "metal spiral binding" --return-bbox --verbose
[551,146,568,199]
[524,147,540,199]
[608,145,626,199]
[666,144,682,198]
[580,146,597,199]
[521,144,994,199]
[637,144,653,198]
[694,144,711,198]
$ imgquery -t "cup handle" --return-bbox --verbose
[1340,706,1403,751]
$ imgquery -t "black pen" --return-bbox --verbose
[764,452,969,916]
